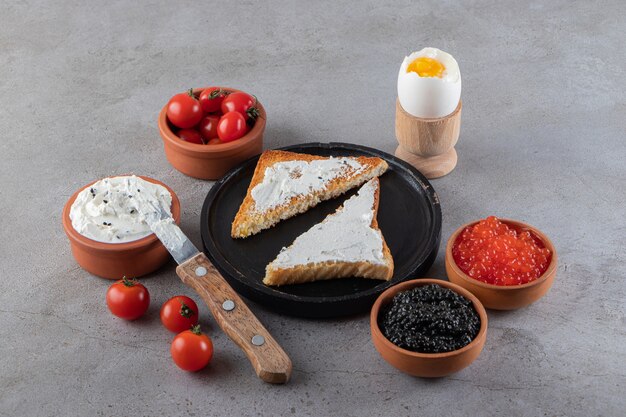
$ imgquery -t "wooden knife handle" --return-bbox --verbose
[176,253,292,384]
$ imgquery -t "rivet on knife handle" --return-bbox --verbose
[177,253,292,384]
[222,300,235,311]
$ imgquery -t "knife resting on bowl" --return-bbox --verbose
[137,198,292,384]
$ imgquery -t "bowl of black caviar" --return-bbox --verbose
[370,279,488,377]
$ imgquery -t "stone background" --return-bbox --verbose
[1,1,624,416]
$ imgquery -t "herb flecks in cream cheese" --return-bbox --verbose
[250,157,364,212]
[69,175,172,243]
[269,179,385,268]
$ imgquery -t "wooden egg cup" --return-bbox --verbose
[395,98,462,179]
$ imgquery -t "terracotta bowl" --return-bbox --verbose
[158,87,265,180]
[370,278,488,378]
[62,176,181,280]
[445,219,558,310]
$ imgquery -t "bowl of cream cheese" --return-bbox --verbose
[62,175,181,279]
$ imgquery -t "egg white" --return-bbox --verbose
[397,47,461,119]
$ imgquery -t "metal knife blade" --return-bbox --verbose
[137,198,199,265]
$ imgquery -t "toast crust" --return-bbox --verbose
[264,178,394,286]
[231,150,388,238]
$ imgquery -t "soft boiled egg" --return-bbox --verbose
[397,47,461,118]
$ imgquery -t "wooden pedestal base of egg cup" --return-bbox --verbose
[62,176,181,280]
[445,219,558,310]
[158,87,266,181]
[370,279,487,378]
[395,99,461,179]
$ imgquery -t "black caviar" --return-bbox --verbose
[379,284,480,354]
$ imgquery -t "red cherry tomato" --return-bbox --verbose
[207,138,222,145]
[171,325,214,372]
[197,115,220,141]
[217,111,248,142]
[106,277,150,320]
[177,129,204,144]
[166,89,203,129]
[160,296,199,333]
[199,87,228,113]
[221,92,255,117]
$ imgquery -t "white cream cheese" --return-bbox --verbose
[269,179,385,268]
[69,175,172,243]
[250,157,364,212]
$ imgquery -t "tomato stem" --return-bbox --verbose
[186,88,196,98]
[121,276,136,287]
[180,300,195,318]
[246,107,261,121]
[208,88,230,100]
[190,324,202,335]
[247,95,263,121]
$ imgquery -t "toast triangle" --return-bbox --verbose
[231,150,388,238]
[264,178,394,286]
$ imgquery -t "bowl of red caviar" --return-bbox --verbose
[445,216,557,310]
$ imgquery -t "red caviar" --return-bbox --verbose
[452,216,551,286]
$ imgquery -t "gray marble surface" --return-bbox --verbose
[1,1,624,416]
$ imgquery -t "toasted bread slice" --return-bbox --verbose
[231,150,388,238]
[264,178,394,286]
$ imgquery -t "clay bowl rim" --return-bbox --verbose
[158,87,266,154]
[62,175,181,253]
[370,278,488,360]
[445,218,558,291]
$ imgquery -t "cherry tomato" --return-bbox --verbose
[177,128,204,144]
[166,89,203,129]
[199,87,228,113]
[106,277,150,320]
[197,115,220,141]
[160,296,199,333]
[207,138,222,145]
[221,92,255,117]
[171,325,214,372]
[217,111,248,142]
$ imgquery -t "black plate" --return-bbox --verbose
[201,143,441,318]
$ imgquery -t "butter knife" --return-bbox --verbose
[138,198,291,384]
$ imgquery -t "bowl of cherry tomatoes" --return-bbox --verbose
[158,87,266,180]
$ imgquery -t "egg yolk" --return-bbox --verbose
[407,57,445,78]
